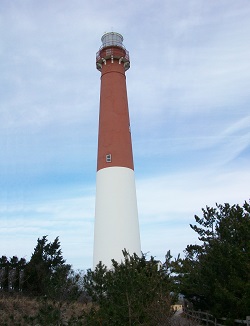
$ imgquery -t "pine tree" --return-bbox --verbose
[172,201,250,319]
[24,236,72,298]
[84,250,173,325]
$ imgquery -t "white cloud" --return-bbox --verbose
[0,192,95,269]
[137,166,250,262]
[137,167,250,222]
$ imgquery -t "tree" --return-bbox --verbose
[0,255,9,291]
[172,201,250,319]
[8,256,27,291]
[83,250,174,325]
[24,236,73,299]
[0,256,27,292]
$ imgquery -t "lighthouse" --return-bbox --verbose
[93,32,141,267]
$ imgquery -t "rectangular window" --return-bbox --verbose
[106,154,112,163]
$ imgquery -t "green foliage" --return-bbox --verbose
[24,236,77,300]
[0,256,9,291]
[25,296,63,325]
[0,256,27,292]
[84,250,173,325]
[172,201,250,319]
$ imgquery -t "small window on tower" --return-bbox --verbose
[106,154,112,163]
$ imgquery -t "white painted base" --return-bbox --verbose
[93,167,141,268]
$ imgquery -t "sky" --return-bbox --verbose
[0,0,250,270]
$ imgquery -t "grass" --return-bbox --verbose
[0,293,91,325]
[0,293,198,326]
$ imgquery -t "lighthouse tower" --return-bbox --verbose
[93,32,141,267]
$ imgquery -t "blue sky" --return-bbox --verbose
[1,0,250,270]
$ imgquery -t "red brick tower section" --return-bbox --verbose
[96,38,133,171]
[93,32,141,267]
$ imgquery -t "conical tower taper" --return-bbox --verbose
[93,32,141,267]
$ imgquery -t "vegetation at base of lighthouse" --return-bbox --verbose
[0,200,249,324]
[83,250,175,325]
[170,200,250,319]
